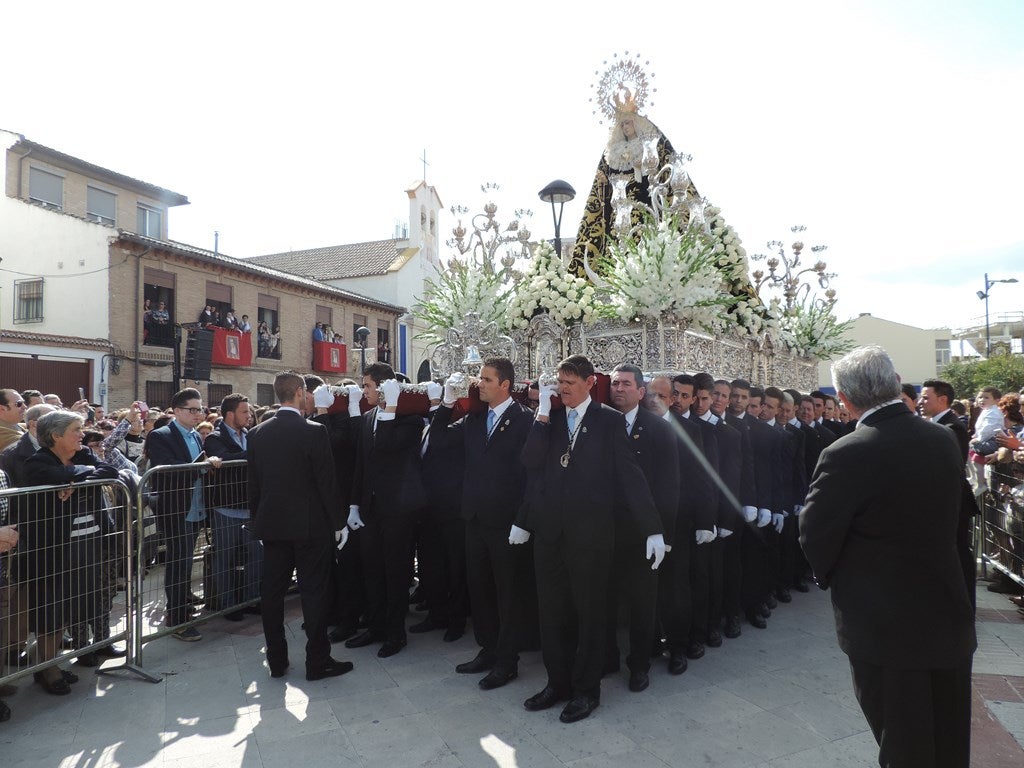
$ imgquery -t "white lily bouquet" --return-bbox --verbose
[506,241,600,329]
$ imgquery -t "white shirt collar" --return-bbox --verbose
[623,405,640,432]
[278,406,303,416]
[788,417,800,427]
[765,418,776,427]
[699,411,719,424]
[855,399,903,428]
[663,410,676,422]
[567,395,592,419]
[488,396,513,422]
[929,408,951,423]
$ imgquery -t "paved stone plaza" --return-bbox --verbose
[2,581,1023,768]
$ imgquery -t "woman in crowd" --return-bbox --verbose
[269,326,281,359]
[22,411,119,694]
[258,321,271,357]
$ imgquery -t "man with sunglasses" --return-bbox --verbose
[147,388,222,641]
[0,390,27,450]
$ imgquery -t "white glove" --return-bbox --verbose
[313,385,335,409]
[537,383,556,418]
[742,506,757,523]
[782,510,790,518]
[695,528,716,545]
[347,505,364,530]
[772,513,784,533]
[335,528,349,550]
[646,533,666,570]
[757,508,771,528]
[718,527,733,538]
[381,379,401,408]
[346,385,363,417]
[508,525,531,545]
[443,374,460,406]
[793,504,804,516]
[426,381,443,402]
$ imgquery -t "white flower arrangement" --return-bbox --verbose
[413,257,513,345]
[598,212,732,330]
[778,297,854,360]
[506,241,601,329]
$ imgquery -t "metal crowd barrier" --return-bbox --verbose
[977,467,1024,588]
[0,478,157,689]
[132,460,261,668]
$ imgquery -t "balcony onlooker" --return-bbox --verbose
[221,310,238,330]
[258,322,271,358]
[269,326,282,359]
[313,323,326,342]
[238,315,252,334]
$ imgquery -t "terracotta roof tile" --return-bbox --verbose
[248,239,407,280]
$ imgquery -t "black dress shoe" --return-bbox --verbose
[456,652,494,674]
[628,669,649,692]
[765,594,778,610]
[328,625,356,643]
[377,639,407,658]
[305,658,354,681]
[479,668,518,690]
[408,616,447,634]
[758,602,772,618]
[559,695,599,723]
[224,609,246,622]
[244,604,262,616]
[706,629,723,647]
[685,640,705,660]
[96,644,127,658]
[793,580,810,593]
[75,652,100,667]
[443,623,465,643]
[723,617,742,639]
[345,629,383,649]
[269,661,289,678]
[524,685,571,712]
[34,671,71,696]
[775,588,792,604]
[667,652,688,675]
[746,612,767,629]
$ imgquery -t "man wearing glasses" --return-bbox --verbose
[147,388,221,641]
[0,390,28,451]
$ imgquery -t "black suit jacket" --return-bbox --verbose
[624,408,680,542]
[312,412,362,512]
[799,403,976,669]
[247,410,341,541]
[800,421,829,480]
[782,422,809,511]
[520,399,662,551]
[711,418,743,530]
[748,417,784,513]
[350,409,426,517]
[429,399,531,528]
[146,423,202,516]
[203,422,248,510]
[671,412,717,533]
[723,412,757,507]
[937,410,980,519]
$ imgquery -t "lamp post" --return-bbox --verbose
[977,273,1019,357]
[356,326,370,372]
[538,179,576,258]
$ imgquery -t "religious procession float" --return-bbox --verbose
[413,54,852,401]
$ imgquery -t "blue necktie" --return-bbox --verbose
[486,409,496,439]
[567,409,577,440]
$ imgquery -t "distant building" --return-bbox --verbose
[248,182,443,381]
[818,313,951,389]
[951,311,1024,359]
[1,130,401,408]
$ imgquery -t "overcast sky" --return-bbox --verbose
[4,0,1022,330]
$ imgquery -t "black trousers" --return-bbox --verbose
[331,529,366,630]
[956,516,976,612]
[849,655,973,768]
[158,514,200,627]
[465,519,523,672]
[778,515,800,590]
[658,520,695,652]
[261,537,333,672]
[359,507,414,644]
[418,507,469,626]
[606,534,660,672]
[721,525,743,619]
[741,522,772,614]
[534,537,611,699]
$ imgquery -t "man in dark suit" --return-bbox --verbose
[247,372,352,681]
[801,346,976,768]
[345,362,426,658]
[203,393,261,621]
[775,390,808,599]
[518,355,665,723]
[147,387,222,642]
[429,357,533,689]
[920,378,980,610]
[606,367,679,692]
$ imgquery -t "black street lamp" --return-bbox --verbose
[977,273,1019,357]
[356,326,370,372]
[538,179,576,257]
